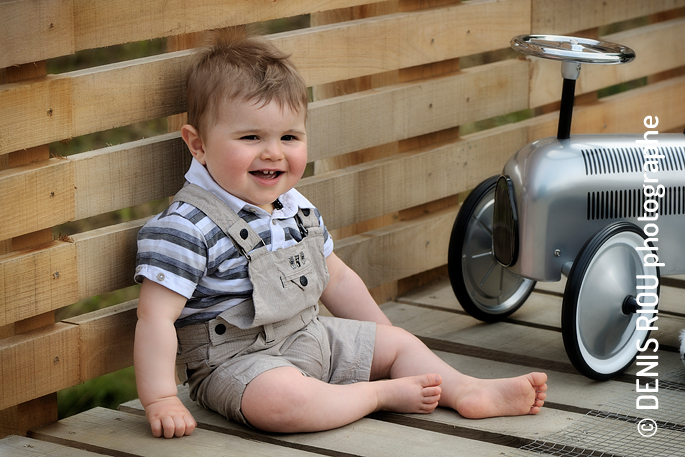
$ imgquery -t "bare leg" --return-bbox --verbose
[370,324,547,418]
[242,324,547,432]
[241,367,442,433]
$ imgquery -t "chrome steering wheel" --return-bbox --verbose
[511,35,635,65]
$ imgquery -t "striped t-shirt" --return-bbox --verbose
[134,159,333,328]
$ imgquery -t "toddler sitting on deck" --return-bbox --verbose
[132,31,547,438]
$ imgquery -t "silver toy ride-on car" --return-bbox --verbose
[448,35,685,380]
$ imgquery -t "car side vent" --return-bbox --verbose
[587,186,685,220]
[581,147,685,175]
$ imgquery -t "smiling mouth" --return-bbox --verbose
[250,170,283,179]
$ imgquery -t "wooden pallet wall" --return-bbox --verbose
[1,0,685,436]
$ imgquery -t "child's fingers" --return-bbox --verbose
[161,415,178,438]
[184,414,197,436]
[150,417,164,438]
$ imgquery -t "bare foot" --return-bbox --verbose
[375,374,443,414]
[455,372,547,419]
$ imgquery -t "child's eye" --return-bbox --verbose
[240,135,259,141]
[281,135,297,141]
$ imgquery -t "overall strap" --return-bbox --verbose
[172,184,265,258]
[296,208,321,230]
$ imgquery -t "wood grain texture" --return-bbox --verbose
[0,0,75,68]
[0,241,78,327]
[34,406,515,457]
[64,301,137,382]
[307,59,529,161]
[0,323,79,411]
[0,1,529,155]
[0,435,102,457]
[529,16,685,108]
[531,0,685,35]
[0,60,528,238]
[2,75,684,327]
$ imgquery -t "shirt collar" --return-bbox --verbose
[184,158,314,219]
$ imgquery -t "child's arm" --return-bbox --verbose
[134,279,197,438]
[320,252,392,325]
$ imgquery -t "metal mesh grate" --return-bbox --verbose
[508,368,685,457]
[586,187,685,220]
[581,147,685,176]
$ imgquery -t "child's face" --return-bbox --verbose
[194,99,307,213]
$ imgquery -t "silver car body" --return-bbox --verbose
[500,133,685,281]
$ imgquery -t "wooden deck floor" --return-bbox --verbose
[4,276,685,457]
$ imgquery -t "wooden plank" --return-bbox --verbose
[299,123,528,230]
[335,207,456,290]
[0,241,78,327]
[307,59,529,162]
[32,407,324,457]
[530,17,685,108]
[0,75,73,157]
[72,133,190,220]
[522,74,685,141]
[8,69,684,236]
[120,396,523,457]
[0,393,58,438]
[400,283,564,328]
[2,0,528,70]
[0,158,75,241]
[274,0,530,87]
[8,15,685,156]
[119,360,600,441]
[0,57,62,439]
[531,0,685,35]
[0,323,79,411]
[400,280,685,350]
[0,207,454,325]
[3,74,685,324]
[0,0,75,69]
[0,67,527,238]
[34,406,517,457]
[0,10,530,156]
[0,435,102,457]
[63,300,137,382]
[382,301,685,377]
[72,0,387,57]
[0,0,387,68]
[73,219,142,300]
[0,134,186,240]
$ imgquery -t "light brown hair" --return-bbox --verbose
[185,29,308,138]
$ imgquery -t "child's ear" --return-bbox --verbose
[181,124,207,165]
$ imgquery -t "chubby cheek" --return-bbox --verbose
[288,149,309,179]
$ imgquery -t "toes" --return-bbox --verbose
[423,393,441,404]
[423,386,442,398]
[419,399,440,412]
[528,372,548,388]
[420,374,442,388]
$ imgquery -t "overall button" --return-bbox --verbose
[239,228,249,240]
[300,276,308,286]
[215,324,226,335]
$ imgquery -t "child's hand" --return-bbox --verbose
[144,396,197,438]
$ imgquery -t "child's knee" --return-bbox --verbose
[241,367,310,430]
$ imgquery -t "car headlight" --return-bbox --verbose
[493,175,519,267]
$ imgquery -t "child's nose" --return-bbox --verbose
[261,140,284,160]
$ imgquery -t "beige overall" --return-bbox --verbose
[172,184,376,425]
